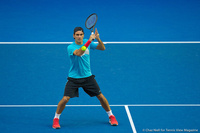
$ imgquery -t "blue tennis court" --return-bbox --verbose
[0,0,200,133]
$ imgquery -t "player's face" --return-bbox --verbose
[73,31,84,44]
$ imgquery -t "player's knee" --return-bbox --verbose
[62,96,70,103]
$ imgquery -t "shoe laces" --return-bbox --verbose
[109,115,116,121]
[54,118,59,124]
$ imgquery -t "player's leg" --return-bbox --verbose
[82,75,118,126]
[56,96,70,114]
[53,96,70,129]
[97,93,118,126]
[53,78,78,129]
[96,93,110,111]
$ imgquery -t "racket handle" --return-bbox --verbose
[91,32,95,40]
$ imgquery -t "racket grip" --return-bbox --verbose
[91,32,95,41]
[84,40,91,48]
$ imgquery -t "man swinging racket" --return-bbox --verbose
[52,26,118,129]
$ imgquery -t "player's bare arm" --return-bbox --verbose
[95,28,105,51]
[73,48,85,56]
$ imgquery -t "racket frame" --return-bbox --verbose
[85,13,98,34]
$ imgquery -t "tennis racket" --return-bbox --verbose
[85,13,98,35]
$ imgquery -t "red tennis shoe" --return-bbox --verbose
[52,118,61,129]
[109,115,118,126]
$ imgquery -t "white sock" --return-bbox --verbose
[106,110,113,117]
[54,113,61,119]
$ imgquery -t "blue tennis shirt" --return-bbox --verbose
[67,39,98,78]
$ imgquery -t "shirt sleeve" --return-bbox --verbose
[67,44,76,56]
[90,42,98,50]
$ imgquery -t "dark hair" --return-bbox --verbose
[74,27,84,34]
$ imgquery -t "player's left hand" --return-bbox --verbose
[95,28,100,39]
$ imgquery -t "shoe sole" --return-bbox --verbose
[109,121,118,126]
[53,126,61,129]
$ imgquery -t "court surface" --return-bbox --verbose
[0,0,200,133]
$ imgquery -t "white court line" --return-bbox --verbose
[103,41,200,44]
[0,104,200,107]
[0,41,200,44]
[126,104,200,107]
[0,42,73,44]
[125,105,137,133]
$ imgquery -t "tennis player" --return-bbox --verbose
[52,27,118,129]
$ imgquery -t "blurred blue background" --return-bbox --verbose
[0,0,200,42]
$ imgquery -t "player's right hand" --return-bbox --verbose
[89,34,96,41]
